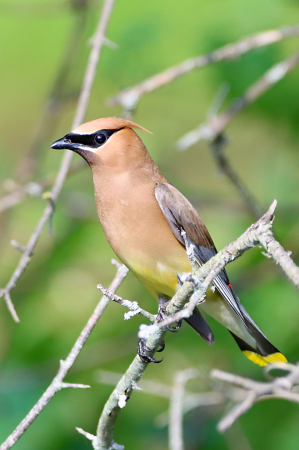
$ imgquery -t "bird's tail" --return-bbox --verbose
[230,331,287,367]
[185,307,215,345]
[222,285,287,366]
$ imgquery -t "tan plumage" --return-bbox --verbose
[51,117,287,366]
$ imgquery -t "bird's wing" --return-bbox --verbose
[155,183,245,321]
[155,183,285,364]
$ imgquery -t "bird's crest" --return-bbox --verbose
[73,117,152,135]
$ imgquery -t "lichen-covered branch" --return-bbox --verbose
[108,25,299,111]
[0,0,117,322]
[0,263,128,450]
[211,362,299,432]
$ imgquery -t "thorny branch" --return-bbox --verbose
[108,25,299,111]
[211,362,299,432]
[177,52,299,149]
[0,263,129,450]
[0,0,117,322]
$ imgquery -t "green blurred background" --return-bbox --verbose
[1,0,299,448]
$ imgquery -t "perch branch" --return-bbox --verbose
[108,25,299,110]
[94,277,198,449]
[0,263,128,450]
[0,0,117,322]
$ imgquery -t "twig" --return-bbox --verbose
[95,369,224,426]
[97,284,155,322]
[169,369,199,450]
[176,53,299,219]
[211,363,299,432]
[14,0,91,182]
[0,161,86,215]
[155,392,225,428]
[0,0,116,322]
[107,25,299,110]
[0,182,42,213]
[177,52,299,149]
[209,134,263,218]
[95,370,172,398]
[0,263,129,450]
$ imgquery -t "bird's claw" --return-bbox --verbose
[157,340,165,352]
[137,338,163,363]
[158,301,182,332]
[167,319,182,332]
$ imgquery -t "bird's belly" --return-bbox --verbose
[127,255,191,299]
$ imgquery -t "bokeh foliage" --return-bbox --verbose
[0,0,299,449]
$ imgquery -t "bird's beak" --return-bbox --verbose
[51,137,77,151]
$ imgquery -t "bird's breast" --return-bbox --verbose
[93,172,192,299]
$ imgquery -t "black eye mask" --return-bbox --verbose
[64,128,123,149]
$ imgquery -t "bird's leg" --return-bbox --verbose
[137,296,178,363]
[157,296,182,332]
[137,298,166,363]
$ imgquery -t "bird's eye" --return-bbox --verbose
[95,133,106,145]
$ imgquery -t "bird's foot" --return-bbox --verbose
[157,301,182,332]
[137,338,163,363]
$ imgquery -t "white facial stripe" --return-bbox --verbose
[78,138,110,153]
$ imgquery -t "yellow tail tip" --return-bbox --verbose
[264,352,288,364]
[243,351,287,367]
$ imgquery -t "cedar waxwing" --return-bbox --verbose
[51,117,287,366]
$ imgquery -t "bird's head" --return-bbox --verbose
[51,117,151,166]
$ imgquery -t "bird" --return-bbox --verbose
[51,117,287,366]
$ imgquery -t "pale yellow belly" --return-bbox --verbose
[127,252,192,299]
[129,252,256,349]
